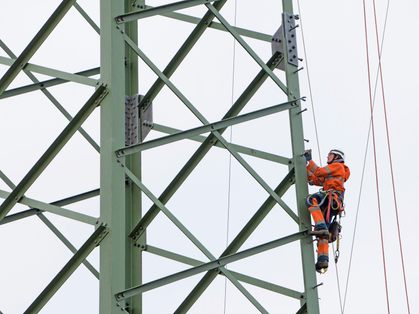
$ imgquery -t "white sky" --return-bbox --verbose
[0,0,418,313]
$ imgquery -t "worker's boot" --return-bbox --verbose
[316,259,328,273]
[310,228,329,236]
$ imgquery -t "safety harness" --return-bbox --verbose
[307,189,345,269]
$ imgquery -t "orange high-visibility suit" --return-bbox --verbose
[306,159,350,265]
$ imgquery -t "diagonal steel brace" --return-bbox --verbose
[0,85,107,222]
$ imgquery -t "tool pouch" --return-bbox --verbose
[328,220,342,243]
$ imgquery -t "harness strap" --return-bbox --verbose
[326,189,333,223]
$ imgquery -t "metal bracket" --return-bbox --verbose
[138,95,153,141]
[271,25,285,70]
[95,85,109,107]
[283,12,298,66]
[271,12,299,69]
[125,94,153,146]
[94,223,109,247]
[125,95,139,146]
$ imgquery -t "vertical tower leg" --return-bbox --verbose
[100,1,127,313]
[282,0,320,312]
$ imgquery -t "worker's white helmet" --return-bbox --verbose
[329,149,345,162]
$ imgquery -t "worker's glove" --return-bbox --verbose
[303,149,312,163]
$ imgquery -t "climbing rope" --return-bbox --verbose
[371,0,411,312]
[342,0,393,311]
[296,2,344,312]
[346,1,393,313]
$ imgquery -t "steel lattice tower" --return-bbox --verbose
[0,1,320,313]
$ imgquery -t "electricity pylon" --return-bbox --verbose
[0,0,320,313]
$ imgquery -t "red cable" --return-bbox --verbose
[371,0,411,312]
[362,0,391,312]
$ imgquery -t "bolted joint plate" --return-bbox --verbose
[94,223,109,247]
[271,12,299,70]
[283,12,299,66]
[95,85,109,106]
[125,95,139,146]
[271,25,285,71]
[138,95,153,142]
[125,94,153,146]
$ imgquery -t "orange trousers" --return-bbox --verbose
[307,197,329,262]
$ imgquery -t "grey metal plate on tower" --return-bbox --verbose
[125,95,140,146]
[125,95,153,145]
[283,12,298,66]
[271,25,285,71]
[138,95,153,142]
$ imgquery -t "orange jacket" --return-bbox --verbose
[307,160,350,192]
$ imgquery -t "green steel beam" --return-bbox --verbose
[145,245,303,300]
[138,0,228,111]
[23,224,106,314]
[211,129,299,222]
[115,231,308,301]
[0,67,100,99]
[124,35,209,124]
[222,169,295,256]
[229,271,304,300]
[0,41,100,153]
[281,1,320,312]
[99,0,129,312]
[0,56,99,87]
[152,123,292,165]
[154,8,272,42]
[0,0,78,95]
[0,189,97,225]
[220,268,269,314]
[116,0,221,23]
[174,169,295,313]
[123,1,143,312]
[0,85,107,223]
[296,303,307,314]
[74,3,100,34]
[38,87,101,153]
[0,170,15,190]
[205,3,287,94]
[146,245,202,267]
[124,167,215,260]
[0,208,40,225]
[117,99,297,156]
[24,63,98,86]
[38,213,100,279]
[51,189,100,207]
[175,271,216,314]
[0,167,98,226]
[0,188,99,225]
[128,52,282,239]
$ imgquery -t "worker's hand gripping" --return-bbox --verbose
[302,149,312,163]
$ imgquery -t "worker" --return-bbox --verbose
[303,149,350,273]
